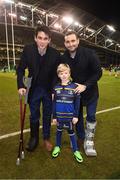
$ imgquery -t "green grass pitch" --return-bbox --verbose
[0,71,120,179]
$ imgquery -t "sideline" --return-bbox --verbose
[0,105,120,140]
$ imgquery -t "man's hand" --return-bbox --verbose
[74,83,86,93]
[52,119,57,125]
[52,94,54,101]
[18,88,26,96]
[72,117,78,124]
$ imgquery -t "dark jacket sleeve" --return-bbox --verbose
[84,50,102,89]
[73,93,80,118]
[17,46,28,89]
[51,51,61,88]
[52,88,56,119]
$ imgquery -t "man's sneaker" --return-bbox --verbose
[52,146,60,158]
[74,151,83,163]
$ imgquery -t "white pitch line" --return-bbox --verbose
[96,106,120,114]
[0,106,120,140]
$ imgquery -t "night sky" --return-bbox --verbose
[66,0,120,31]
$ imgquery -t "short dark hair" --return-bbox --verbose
[65,30,79,39]
[34,25,51,38]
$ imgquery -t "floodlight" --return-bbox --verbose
[62,16,73,24]
[49,13,58,18]
[17,2,31,9]
[54,23,62,29]
[20,16,27,21]
[107,25,116,32]
[116,44,119,46]
[74,21,83,28]
[2,0,14,4]
[8,13,17,18]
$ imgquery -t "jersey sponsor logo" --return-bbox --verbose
[56,100,73,103]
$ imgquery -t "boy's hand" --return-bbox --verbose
[72,117,78,124]
[52,119,57,125]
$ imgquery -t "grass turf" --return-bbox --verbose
[0,71,120,179]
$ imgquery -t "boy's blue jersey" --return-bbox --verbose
[53,82,80,122]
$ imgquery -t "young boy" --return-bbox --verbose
[52,64,83,163]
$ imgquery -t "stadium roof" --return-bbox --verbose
[0,0,120,54]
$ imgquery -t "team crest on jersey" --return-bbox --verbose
[68,90,73,95]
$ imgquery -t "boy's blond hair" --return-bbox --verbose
[57,63,71,75]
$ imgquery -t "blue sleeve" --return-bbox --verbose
[73,93,80,117]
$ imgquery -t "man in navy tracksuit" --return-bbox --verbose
[52,64,83,163]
